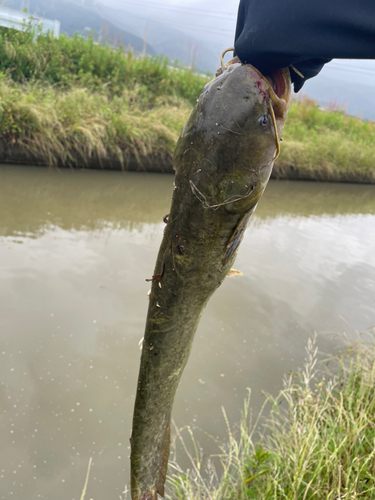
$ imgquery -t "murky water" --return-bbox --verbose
[0,165,374,499]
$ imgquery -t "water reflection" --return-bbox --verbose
[0,165,374,237]
[0,165,374,499]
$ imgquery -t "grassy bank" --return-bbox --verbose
[167,333,375,499]
[276,98,375,182]
[0,25,202,168]
[0,77,190,167]
[0,26,374,181]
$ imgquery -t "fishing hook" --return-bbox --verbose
[268,101,281,160]
[220,47,235,71]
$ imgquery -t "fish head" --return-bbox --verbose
[174,62,291,214]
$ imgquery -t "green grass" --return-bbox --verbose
[0,25,374,181]
[276,97,375,182]
[0,27,207,104]
[0,24,208,105]
[0,77,190,166]
[167,333,375,499]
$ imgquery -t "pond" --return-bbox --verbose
[0,165,374,499]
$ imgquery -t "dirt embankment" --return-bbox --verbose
[1,141,373,184]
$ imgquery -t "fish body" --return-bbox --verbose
[131,62,291,500]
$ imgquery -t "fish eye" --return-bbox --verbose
[258,115,268,127]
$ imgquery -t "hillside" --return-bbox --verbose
[6,0,155,54]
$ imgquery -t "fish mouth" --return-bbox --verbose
[218,54,291,119]
[257,66,291,119]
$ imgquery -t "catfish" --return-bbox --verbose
[130,60,291,500]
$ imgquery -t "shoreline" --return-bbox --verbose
[1,142,374,184]
[0,27,374,185]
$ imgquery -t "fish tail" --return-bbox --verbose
[156,424,170,498]
[132,423,171,500]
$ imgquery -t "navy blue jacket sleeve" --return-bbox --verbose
[234,0,375,91]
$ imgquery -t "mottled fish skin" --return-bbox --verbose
[130,62,291,500]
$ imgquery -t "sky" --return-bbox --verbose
[99,0,239,47]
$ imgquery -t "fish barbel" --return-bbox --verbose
[130,60,291,500]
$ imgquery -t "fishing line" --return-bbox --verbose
[219,124,245,135]
[190,180,255,211]
[290,64,304,78]
[167,208,182,225]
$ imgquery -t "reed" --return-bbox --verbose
[276,97,375,182]
[167,332,375,499]
[0,25,208,105]
[0,78,190,167]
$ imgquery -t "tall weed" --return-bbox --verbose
[167,333,375,499]
[0,25,208,105]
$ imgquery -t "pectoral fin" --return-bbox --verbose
[224,209,254,263]
[227,269,243,277]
